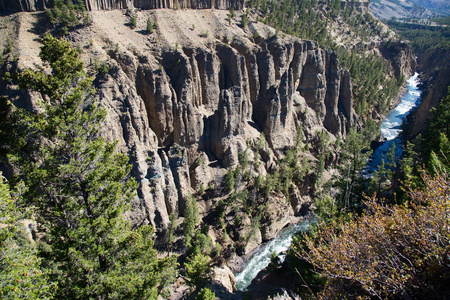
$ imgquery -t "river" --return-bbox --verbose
[234,73,423,291]
[365,72,422,174]
[234,219,312,291]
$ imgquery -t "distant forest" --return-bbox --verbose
[385,18,450,52]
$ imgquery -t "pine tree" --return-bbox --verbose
[183,195,199,247]
[130,14,137,29]
[6,34,175,299]
[240,13,248,27]
[0,175,54,299]
[425,87,450,171]
[184,253,211,290]
[338,129,372,208]
[224,169,235,193]
[146,17,153,34]
[195,287,215,300]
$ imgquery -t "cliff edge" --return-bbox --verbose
[0,0,244,12]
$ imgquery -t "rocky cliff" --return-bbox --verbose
[379,41,417,81]
[0,0,51,11]
[2,10,357,239]
[407,48,450,136]
[0,0,244,11]
[79,10,358,233]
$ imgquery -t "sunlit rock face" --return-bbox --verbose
[0,0,244,11]
[95,30,357,231]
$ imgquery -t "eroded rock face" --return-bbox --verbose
[379,41,417,80]
[407,49,450,136]
[0,0,49,11]
[6,9,361,246]
[0,0,244,11]
[211,266,236,293]
[93,33,357,233]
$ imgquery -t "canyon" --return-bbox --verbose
[0,2,422,297]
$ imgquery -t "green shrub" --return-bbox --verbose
[46,0,86,29]
[240,13,248,27]
[146,17,153,34]
[184,254,211,289]
[130,14,137,29]
[196,287,215,300]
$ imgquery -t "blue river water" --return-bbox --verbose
[365,73,422,175]
[234,219,312,291]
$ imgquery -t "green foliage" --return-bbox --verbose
[229,7,235,19]
[187,229,213,258]
[196,287,215,300]
[224,169,235,193]
[166,212,177,253]
[248,213,261,240]
[337,128,372,209]
[215,200,226,219]
[429,134,450,174]
[314,194,337,223]
[238,150,250,170]
[415,87,450,176]
[248,0,401,117]
[315,152,325,187]
[336,48,402,116]
[430,16,450,26]
[146,17,153,34]
[425,88,450,153]
[240,13,248,28]
[247,0,380,49]
[6,34,175,299]
[183,195,199,247]
[386,20,450,52]
[96,61,109,75]
[184,253,211,289]
[46,0,87,30]
[267,251,281,274]
[3,37,14,56]
[370,143,396,195]
[130,14,137,29]
[0,177,54,299]
[399,141,420,187]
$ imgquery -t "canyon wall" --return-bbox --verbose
[407,48,450,136]
[379,41,417,80]
[0,0,244,11]
[84,18,358,233]
[0,0,51,11]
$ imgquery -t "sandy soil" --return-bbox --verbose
[17,12,44,69]
[1,8,278,74]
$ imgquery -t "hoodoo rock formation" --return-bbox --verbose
[92,18,358,232]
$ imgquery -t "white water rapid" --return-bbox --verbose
[234,219,311,291]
